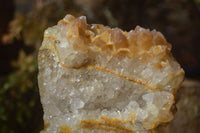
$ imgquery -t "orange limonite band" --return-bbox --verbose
[41,36,156,90]
[81,116,135,133]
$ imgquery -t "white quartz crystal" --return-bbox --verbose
[38,14,184,133]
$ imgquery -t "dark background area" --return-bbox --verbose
[0,0,200,133]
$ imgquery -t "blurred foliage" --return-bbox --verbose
[0,50,38,133]
[0,1,80,132]
[0,0,199,133]
[2,1,80,48]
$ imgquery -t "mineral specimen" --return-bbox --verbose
[38,14,184,133]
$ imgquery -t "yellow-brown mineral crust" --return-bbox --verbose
[38,14,184,133]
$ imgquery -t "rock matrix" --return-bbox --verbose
[38,14,184,133]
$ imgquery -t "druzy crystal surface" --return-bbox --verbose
[38,14,184,133]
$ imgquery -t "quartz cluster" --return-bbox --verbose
[38,14,184,133]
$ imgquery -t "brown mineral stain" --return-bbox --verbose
[81,116,135,133]
[40,36,156,90]
[100,116,129,124]
[130,114,135,125]
[40,36,57,51]
[58,16,171,58]
[60,62,155,90]
[40,18,171,91]
[40,16,177,92]
[59,125,72,133]
[42,15,171,60]
[39,14,185,133]
[90,65,155,90]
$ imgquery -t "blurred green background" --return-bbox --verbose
[0,0,200,133]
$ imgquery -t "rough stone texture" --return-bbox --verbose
[155,79,200,133]
[38,14,184,133]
